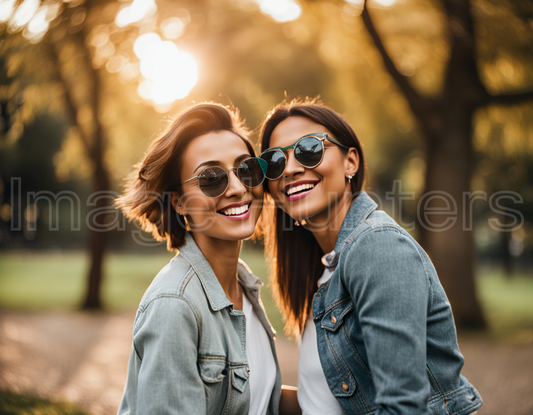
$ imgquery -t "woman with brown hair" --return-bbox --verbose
[259,98,482,415]
[116,102,286,414]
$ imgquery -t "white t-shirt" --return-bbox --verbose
[297,257,344,415]
[243,294,277,415]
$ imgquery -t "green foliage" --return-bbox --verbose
[0,389,89,415]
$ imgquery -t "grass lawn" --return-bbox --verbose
[1,248,532,338]
[477,269,533,341]
[0,246,285,333]
[0,389,89,415]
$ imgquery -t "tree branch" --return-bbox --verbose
[441,0,489,105]
[483,89,533,107]
[44,38,93,155]
[361,0,427,115]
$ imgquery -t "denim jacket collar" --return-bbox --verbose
[178,232,264,313]
[334,191,378,254]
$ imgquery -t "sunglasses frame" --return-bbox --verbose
[260,133,350,180]
[180,157,267,198]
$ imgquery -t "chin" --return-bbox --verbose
[283,204,317,221]
[216,223,257,241]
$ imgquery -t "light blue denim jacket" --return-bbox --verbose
[312,192,482,415]
[118,232,282,415]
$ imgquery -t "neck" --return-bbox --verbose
[190,231,243,308]
[306,187,353,254]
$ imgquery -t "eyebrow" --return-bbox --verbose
[193,154,251,173]
[234,154,250,164]
[193,160,220,173]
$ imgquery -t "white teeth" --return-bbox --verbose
[222,204,250,216]
[287,183,315,196]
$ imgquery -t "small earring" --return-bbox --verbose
[179,214,190,230]
[301,219,307,226]
[347,174,353,183]
[294,220,300,227]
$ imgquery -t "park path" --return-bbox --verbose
[0,310,532,415]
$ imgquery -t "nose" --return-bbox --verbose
[283,151,305,178]
[224,169,247,198]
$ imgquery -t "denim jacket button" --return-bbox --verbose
[331,315,337,324]
[341,382,349,391]
[246,367,250,372]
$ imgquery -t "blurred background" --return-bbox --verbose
[0,0,532,413]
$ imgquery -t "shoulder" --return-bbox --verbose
[340,210,431,285]
[344,208,419,251]
[137,254,205,314]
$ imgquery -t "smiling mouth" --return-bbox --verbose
[218,202,251,217]
[284,182,317,197]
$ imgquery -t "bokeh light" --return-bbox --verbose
[115,0,156,27]
[133,33,198,104]
[9,0,38,30]
[27,7,48,35]
[374,0,396,6]
[161,17,186,40]
[345,0,396,6]
[2,0,60,43]
[0,0,17,23]
[257,0,301,23]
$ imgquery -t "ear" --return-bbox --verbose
[344,148,360,178]
[171,192,185,215]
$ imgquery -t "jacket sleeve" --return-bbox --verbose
[342,229,431,415]
[131,295,205,414]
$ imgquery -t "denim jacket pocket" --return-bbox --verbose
[199,357,227,383]
[320,299,354,332]
[197,357,232,415]
[231,366,250,393]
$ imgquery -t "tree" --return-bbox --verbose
[1,0,333,308]
[359,0,533,328]
[1,1,114,308]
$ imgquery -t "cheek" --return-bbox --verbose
[183,193,216,215]
[323,153,346,175]
[316,160,346,190]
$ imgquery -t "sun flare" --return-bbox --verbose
[133,33,198,105]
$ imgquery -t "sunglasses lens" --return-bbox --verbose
[198,167,228,197]
[295,136,323,167]
[261,150,286,179]
[237,158,267,188]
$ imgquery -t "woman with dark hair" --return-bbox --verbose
[116,102,287,414]
[259,98,482,415]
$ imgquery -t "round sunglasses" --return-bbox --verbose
[260,133,350,180]
[180,157,268,198]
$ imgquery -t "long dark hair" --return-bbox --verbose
[260,98,365,337]
[116,102,254,251]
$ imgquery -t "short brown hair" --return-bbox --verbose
[116,102,254,251]
[260,98,366,337]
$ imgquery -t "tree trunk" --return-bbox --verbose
[47,32,111,309]
[419,107,486,329]
[361,0,490,329]
[82,158,110,309]
[80,24,111,310]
